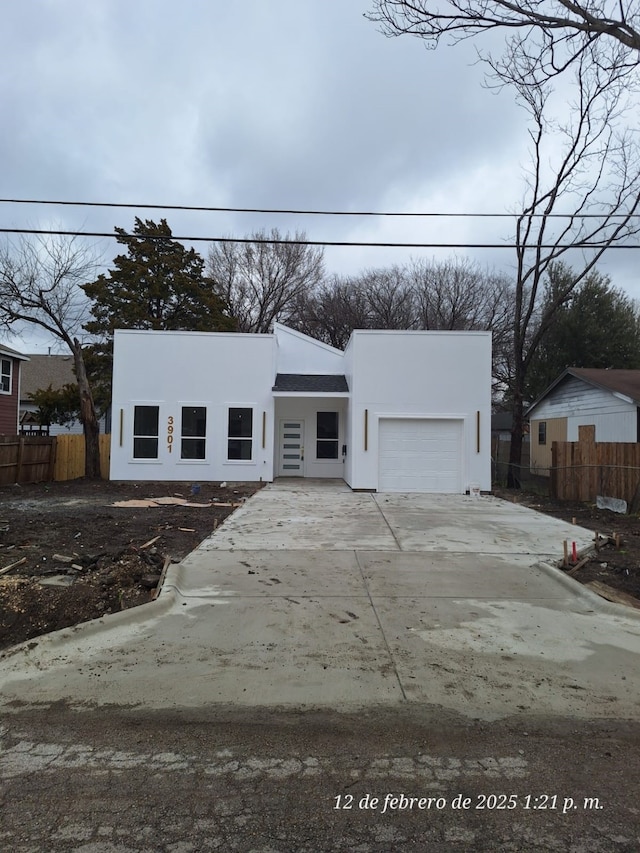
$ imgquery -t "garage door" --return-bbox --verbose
[378,418,463,493]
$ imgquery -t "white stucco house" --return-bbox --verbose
[110,323,491,493]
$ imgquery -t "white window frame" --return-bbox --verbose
[226,405,254,463]
[316,411,339,460]
[132,404,160,461]
[0,358,11,395]
[179,404,208,462]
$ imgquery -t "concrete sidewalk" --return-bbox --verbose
[1,481,639,720]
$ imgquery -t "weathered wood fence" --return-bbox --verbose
[0,436,56,485]
[551,429,640,504]
[0,434,110,485]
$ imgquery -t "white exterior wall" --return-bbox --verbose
[273,397,347,478]
[110,325,492,491]
[110,330,276,482]
[274,323,344,374]
[345,331,491,492]
[342,337,355,485]
[531,377,637,442]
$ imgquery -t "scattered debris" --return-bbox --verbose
[0,557,27,576]
[586,580,640,610]
[567,556,590,576]
[111,497,220,508]
[39,574,75,588]
[0,479,260,649]
[596,495,627,514]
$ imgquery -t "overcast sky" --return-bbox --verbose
[2,0,638,352]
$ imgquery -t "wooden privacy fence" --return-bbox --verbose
[551,436,640,504]
[0,434,110,484]
[0,435,56,486]
[54,434,111,481]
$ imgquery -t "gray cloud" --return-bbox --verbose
[1,0,638,354]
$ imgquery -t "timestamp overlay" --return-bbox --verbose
[334,792,604,814]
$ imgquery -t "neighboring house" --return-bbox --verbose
[20,353,108,436]
[527,368,640,474]
[110,323,491,493]
[0,344,29,435]
[491,412,513,442]
[20,353,77,436]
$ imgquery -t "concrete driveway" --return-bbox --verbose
[1,480,639,720]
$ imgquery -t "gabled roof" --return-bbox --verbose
[272,373,349,393]
[20,354,76,399]
[0,343,29,362]
[526,368,640,417]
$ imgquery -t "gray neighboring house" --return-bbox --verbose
[491,412,514,442]
[20,354,79,435]
[526,368,640,475]
[20,354,109,436]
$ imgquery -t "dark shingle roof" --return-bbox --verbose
[21,354,76,399]
[567,368,640,402]
[527,367,640,416]
[273,373,349,393]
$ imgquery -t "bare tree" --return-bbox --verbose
[0,235,103,478]
[291,266,417,345]
[496,51,640,483]
[362,266,418,329]
[292,274,372,348]
[408,257,513,404]
[368,1,640,84]
[293,260,512,363]
[409,257,511,331]
[207,229,325,333]
[370,4,640,484]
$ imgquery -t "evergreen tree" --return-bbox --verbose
[83,218,236,399]
[527,264,640,401]
[84,218,235,335]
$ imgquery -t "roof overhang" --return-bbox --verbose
[272,373,349,394]
[272,391,350,398]
[0,345,29,362]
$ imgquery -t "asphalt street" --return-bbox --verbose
[2,706,639,852]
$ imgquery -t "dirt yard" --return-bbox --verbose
[0,479,260,650]
[497,487,640,608]
[1,480,639,651]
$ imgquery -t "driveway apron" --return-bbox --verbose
[0,480,639,720]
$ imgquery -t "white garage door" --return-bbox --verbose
[378,418,463,493]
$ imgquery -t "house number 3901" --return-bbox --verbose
[167,416,174,453]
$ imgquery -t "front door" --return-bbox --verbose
[278,419,304,476]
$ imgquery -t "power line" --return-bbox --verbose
[1,197,640,219]
[0,226,639,249]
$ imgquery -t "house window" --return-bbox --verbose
[228,408,253,459]
[133,405,159,459]
[317,412,339,459]
[538,421,547,446]
[181,407,207,459]
[0,358,11,394]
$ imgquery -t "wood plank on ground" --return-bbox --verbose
[586,580,640,610]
